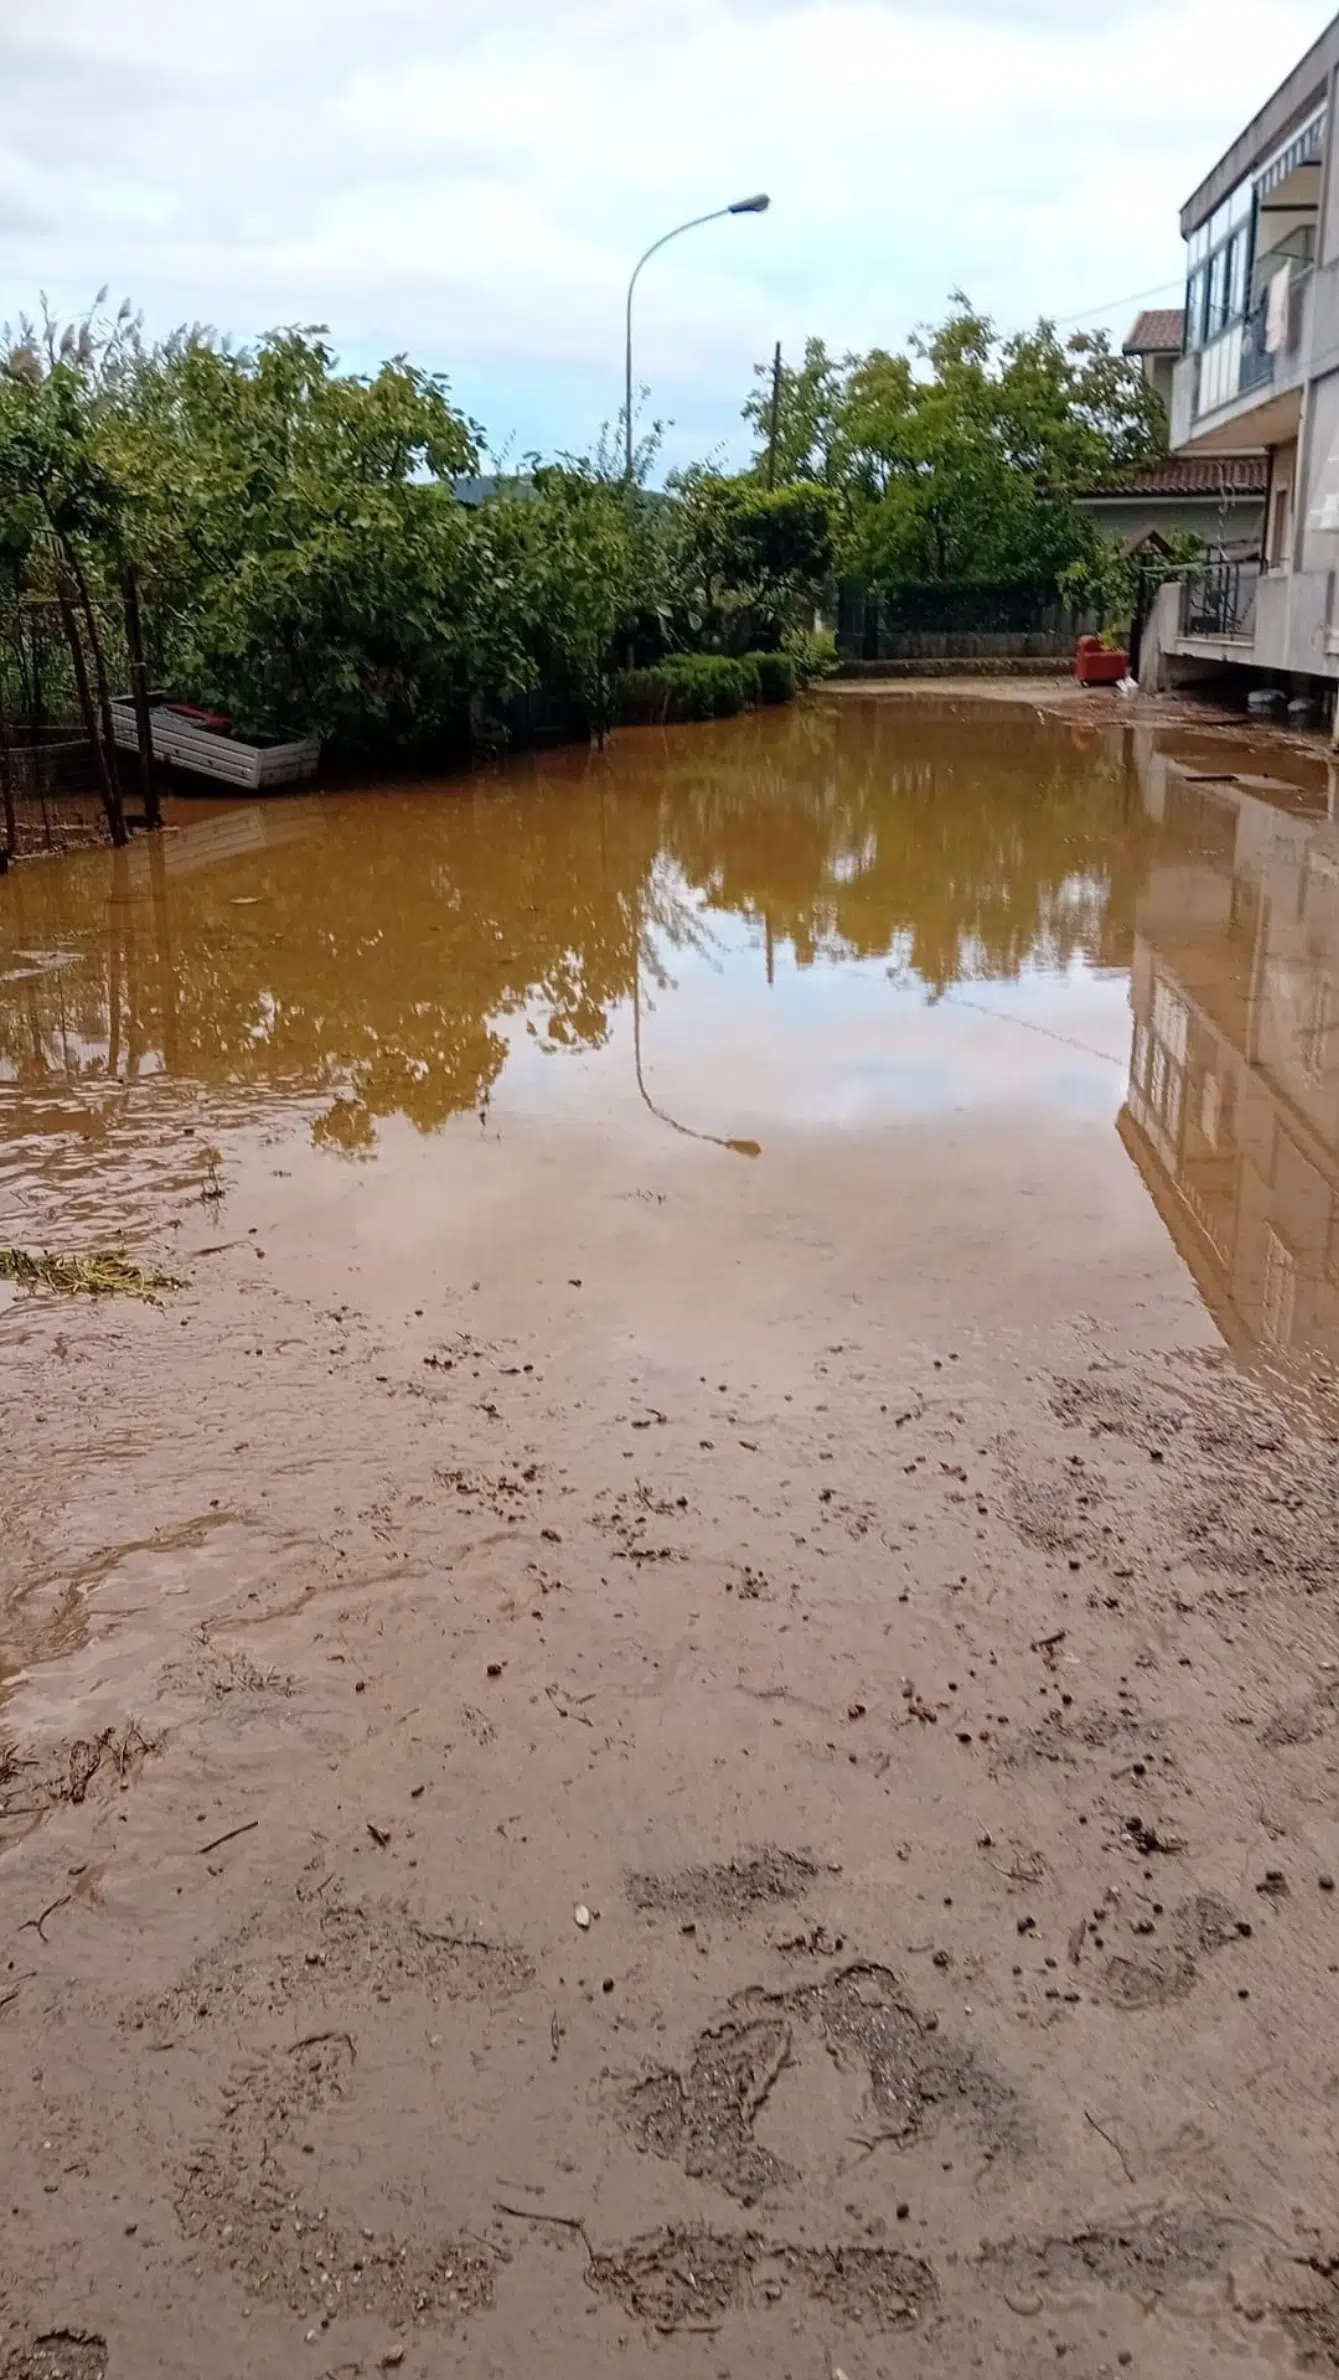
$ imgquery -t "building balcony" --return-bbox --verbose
[1171,270,1311,453]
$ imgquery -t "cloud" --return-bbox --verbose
[0,0,1333,469]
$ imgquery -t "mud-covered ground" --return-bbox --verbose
[4,693,1339,2377]
[4,1245,1339,2380]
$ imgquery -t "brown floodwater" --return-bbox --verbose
[1,692,1337,1368]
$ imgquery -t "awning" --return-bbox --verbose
[1256,107,1326,200]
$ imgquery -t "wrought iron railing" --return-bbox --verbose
[1181,559,1259,643]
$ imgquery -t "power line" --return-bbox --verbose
[1049,274,1186,330]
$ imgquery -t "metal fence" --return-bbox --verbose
[835,581,1083,663]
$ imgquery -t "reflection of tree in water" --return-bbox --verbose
[0,705,1152,1149]
[644,700,1150,994]
[0,772,668,1148]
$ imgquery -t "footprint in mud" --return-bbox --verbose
[623,1962,1023,2203]
[1048,1371,1187,1450]
[1261,1677,1339,1750]
[587,2224,937,2334]
[984,2205,1260,2306]
[995,1440,1110,1558]
[177,2032,493,2324]
[626,1848,820,1922]
[1098,1893,1246,2011]
[625,2018,797,2204]
[132,1897,532,2032]
[3,2338,108,2380]
[1001,1704,1166,1772]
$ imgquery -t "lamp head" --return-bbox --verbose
[729,193,770,214]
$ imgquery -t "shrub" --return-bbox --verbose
[735,652,763,707]
[664,653,748,718]
[614,653,750,725]
[783,627,839,683]
[748,650,797,703]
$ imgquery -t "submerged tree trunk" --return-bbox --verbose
[120,566,161,829]
[56,583,126,847]
[0,682,15,870]
[64,546,127,841]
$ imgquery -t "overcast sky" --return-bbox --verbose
[2,0,1336,473]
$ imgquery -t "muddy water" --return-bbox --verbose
[7,693,1339,2380]
[1,693,1335,1365]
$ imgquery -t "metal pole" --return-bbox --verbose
[766,341,782,489]
[623,197,770,482]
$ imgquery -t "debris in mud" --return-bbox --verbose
[624,2016,797,2203]
[1122,1815,1184,1856]
[586,2225,937,2333]
[177,2033,492,2321]
[0,1248,181,1300]
[1,1721,159,1839]
[626,1847,820,1921]
[133,1898,532,2032]
[1099,1893,1245,2009]
[4,2335,108,2380]
[984,2206,1255,2301]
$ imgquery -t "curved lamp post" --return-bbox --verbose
[623,194,770,481]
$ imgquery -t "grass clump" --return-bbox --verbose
[0,1248,181,1300]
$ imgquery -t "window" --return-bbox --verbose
[1268,476,1293,571]
[1184,177,1258,349]
[1227,229,1248,322]
[1262,1227,1297,1347]
[1301,971,1333,1081]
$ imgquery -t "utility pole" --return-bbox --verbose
[766,341,783,490]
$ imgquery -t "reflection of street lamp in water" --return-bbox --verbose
[632,952,760,1157]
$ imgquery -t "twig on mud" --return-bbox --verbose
[291,2029,358,2060]
[494,2200,593,2251]
[18,1893,72,1942]
[1085,2108,1136,2184]
[197,1818,259,1857]
[544,1684,594,1728]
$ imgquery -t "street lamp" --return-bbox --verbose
[623,194,770,481]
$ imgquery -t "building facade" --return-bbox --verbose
[1150,13,1339,697]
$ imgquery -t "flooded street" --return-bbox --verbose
[4,692,1339,2377]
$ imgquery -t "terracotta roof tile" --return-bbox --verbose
[1123,308,1186,354]
[1081,455,1269,499]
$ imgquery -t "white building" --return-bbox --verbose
[1147,13,1339,700]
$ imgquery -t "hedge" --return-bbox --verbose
[613,649,800,726]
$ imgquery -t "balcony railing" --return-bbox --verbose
[1181,559,1259,643]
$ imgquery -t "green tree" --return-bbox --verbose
[663,470,834,649]
[743,299,1166,594]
